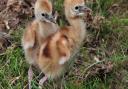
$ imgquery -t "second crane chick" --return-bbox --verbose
[22,0,58,89]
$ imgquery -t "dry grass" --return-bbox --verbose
[0,0,128,89]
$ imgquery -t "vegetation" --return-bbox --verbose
[0,0,128,89]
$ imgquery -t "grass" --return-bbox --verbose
[0,0,128,89]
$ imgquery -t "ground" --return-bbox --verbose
[0,0,128,89]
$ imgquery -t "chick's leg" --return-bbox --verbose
[39,75,48,86]
[28,66,33,89]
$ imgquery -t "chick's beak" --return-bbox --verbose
[47,15,56,24]
[79,6,92,13]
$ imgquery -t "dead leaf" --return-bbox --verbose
[91,61,113,75]
[0,19,7,33]
[10,76,21,85]
[108,4,120,15]
[7,0,18,7]
[83,61,113,81]
[4,20,10,29]
[0,0,7,12]
[0,32,11,53]
[0,0,34,30]
[94,56,100,62]
[92,15,105,29]
[8,18,20,29]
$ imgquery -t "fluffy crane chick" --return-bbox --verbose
[22,0,58,89]
[37,0,91,86]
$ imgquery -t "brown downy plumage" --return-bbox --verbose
[22,0,58,65]
[37,0,91,86]
[22,0,58,89]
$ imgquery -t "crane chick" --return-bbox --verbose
[37,0,91,86]
[22,0,58,89]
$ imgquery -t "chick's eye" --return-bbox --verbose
[42,13,45,16]
[42,13,49,18]
[75,6,79,10]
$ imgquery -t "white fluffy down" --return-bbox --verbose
[59,57,67,65]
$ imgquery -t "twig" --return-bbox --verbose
[0,8,8,17]
[82,59,105,75]
[0,60,10,69]
[10,76,21,85]
[0,52,7,56]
